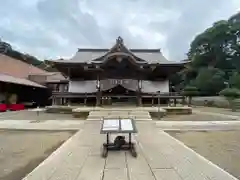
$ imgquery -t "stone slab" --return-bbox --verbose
[76,156,105,180]
[103,168,128,180]
[105,151,126,169]
[153,169,182,180]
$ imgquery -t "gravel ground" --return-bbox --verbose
[0,111,80,121]
[168,130,240,179]
[195,107,240,116]
[159,113,230,121]
[0,130,75,180]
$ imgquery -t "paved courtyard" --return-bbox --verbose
[0,108,239,179]
[168,130,240,179]
[23,121,237,180]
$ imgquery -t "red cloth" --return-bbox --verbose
[0,104,7,112]
[8,104,25,111]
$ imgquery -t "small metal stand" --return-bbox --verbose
[31,107,45,121]
[100,118,138,158]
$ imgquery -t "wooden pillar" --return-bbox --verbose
[137,80,142,106]
[96,76,101,106]
[151,95,154,106]
[67,98,71,106]
[52,96,55,105]
[157,94,161,120]
[174,98,177,106]
[158,96,160,107]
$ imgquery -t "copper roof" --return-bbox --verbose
[48,37,184,65]
[0,54,49,79]
[0,73,46,88]
[45,72,67,83]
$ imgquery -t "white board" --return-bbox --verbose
[120,119,133,131]
[102,119,119,131]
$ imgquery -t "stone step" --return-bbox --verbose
[90,111,148,114]
[89,111,150,116]
[86,118,152,121]
[87,110,152,121]
[88,114,151,118]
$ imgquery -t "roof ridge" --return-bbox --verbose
[77,48,161,53]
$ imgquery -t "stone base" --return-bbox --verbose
[45,106,74,114]
[72,111,89,119]
[162,106,192,115]
[45,106,192,119]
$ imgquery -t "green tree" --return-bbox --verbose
[182,86,199,106]
[194,67,226,95]
[173,12,240,96]
[229,72,240,89]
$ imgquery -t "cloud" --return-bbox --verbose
[0,0,240,61]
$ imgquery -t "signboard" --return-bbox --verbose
[101,118,137,134]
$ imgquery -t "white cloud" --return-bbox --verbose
[0,0,240,61]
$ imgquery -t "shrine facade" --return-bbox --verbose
[48,37,187,106]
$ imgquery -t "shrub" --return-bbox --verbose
[219,88,240,111]
[182,86,199,106]
[219,88,240,100]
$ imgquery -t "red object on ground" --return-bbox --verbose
[8,104,25,111]
[0,104,7,112]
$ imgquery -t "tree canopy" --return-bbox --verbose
[0,38,56,71]
[171,12,240,96]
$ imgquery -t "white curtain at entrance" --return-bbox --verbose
[68,80,97,93]
[141,80,169,93]
[100,79,139,91]
[121,79,138,91]
[100,79,118,91]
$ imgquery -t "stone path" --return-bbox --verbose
[22,121,238,180]
[1,119,240,131]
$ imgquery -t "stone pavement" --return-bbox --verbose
[22,121,238,180]
[1,119,240,131]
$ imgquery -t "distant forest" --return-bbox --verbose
[0,40,56,72]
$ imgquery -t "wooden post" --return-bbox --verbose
[158,94,161,120]
[52,96,55,105]
[151,95,154,106]
[138,80,142,106]
[96,76,101,106]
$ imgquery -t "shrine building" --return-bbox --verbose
[48,37,187,106]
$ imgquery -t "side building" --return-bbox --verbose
[48,37,187,106]
[0,53,65,110]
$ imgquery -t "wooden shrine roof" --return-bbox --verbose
[48,37,188,66]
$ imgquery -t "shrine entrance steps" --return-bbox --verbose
[86,109,152,121]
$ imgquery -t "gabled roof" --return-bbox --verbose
[0,54,49,79]
[49,37,184,65]
[0,73,46,88]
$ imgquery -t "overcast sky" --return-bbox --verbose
[0,0,240,61]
